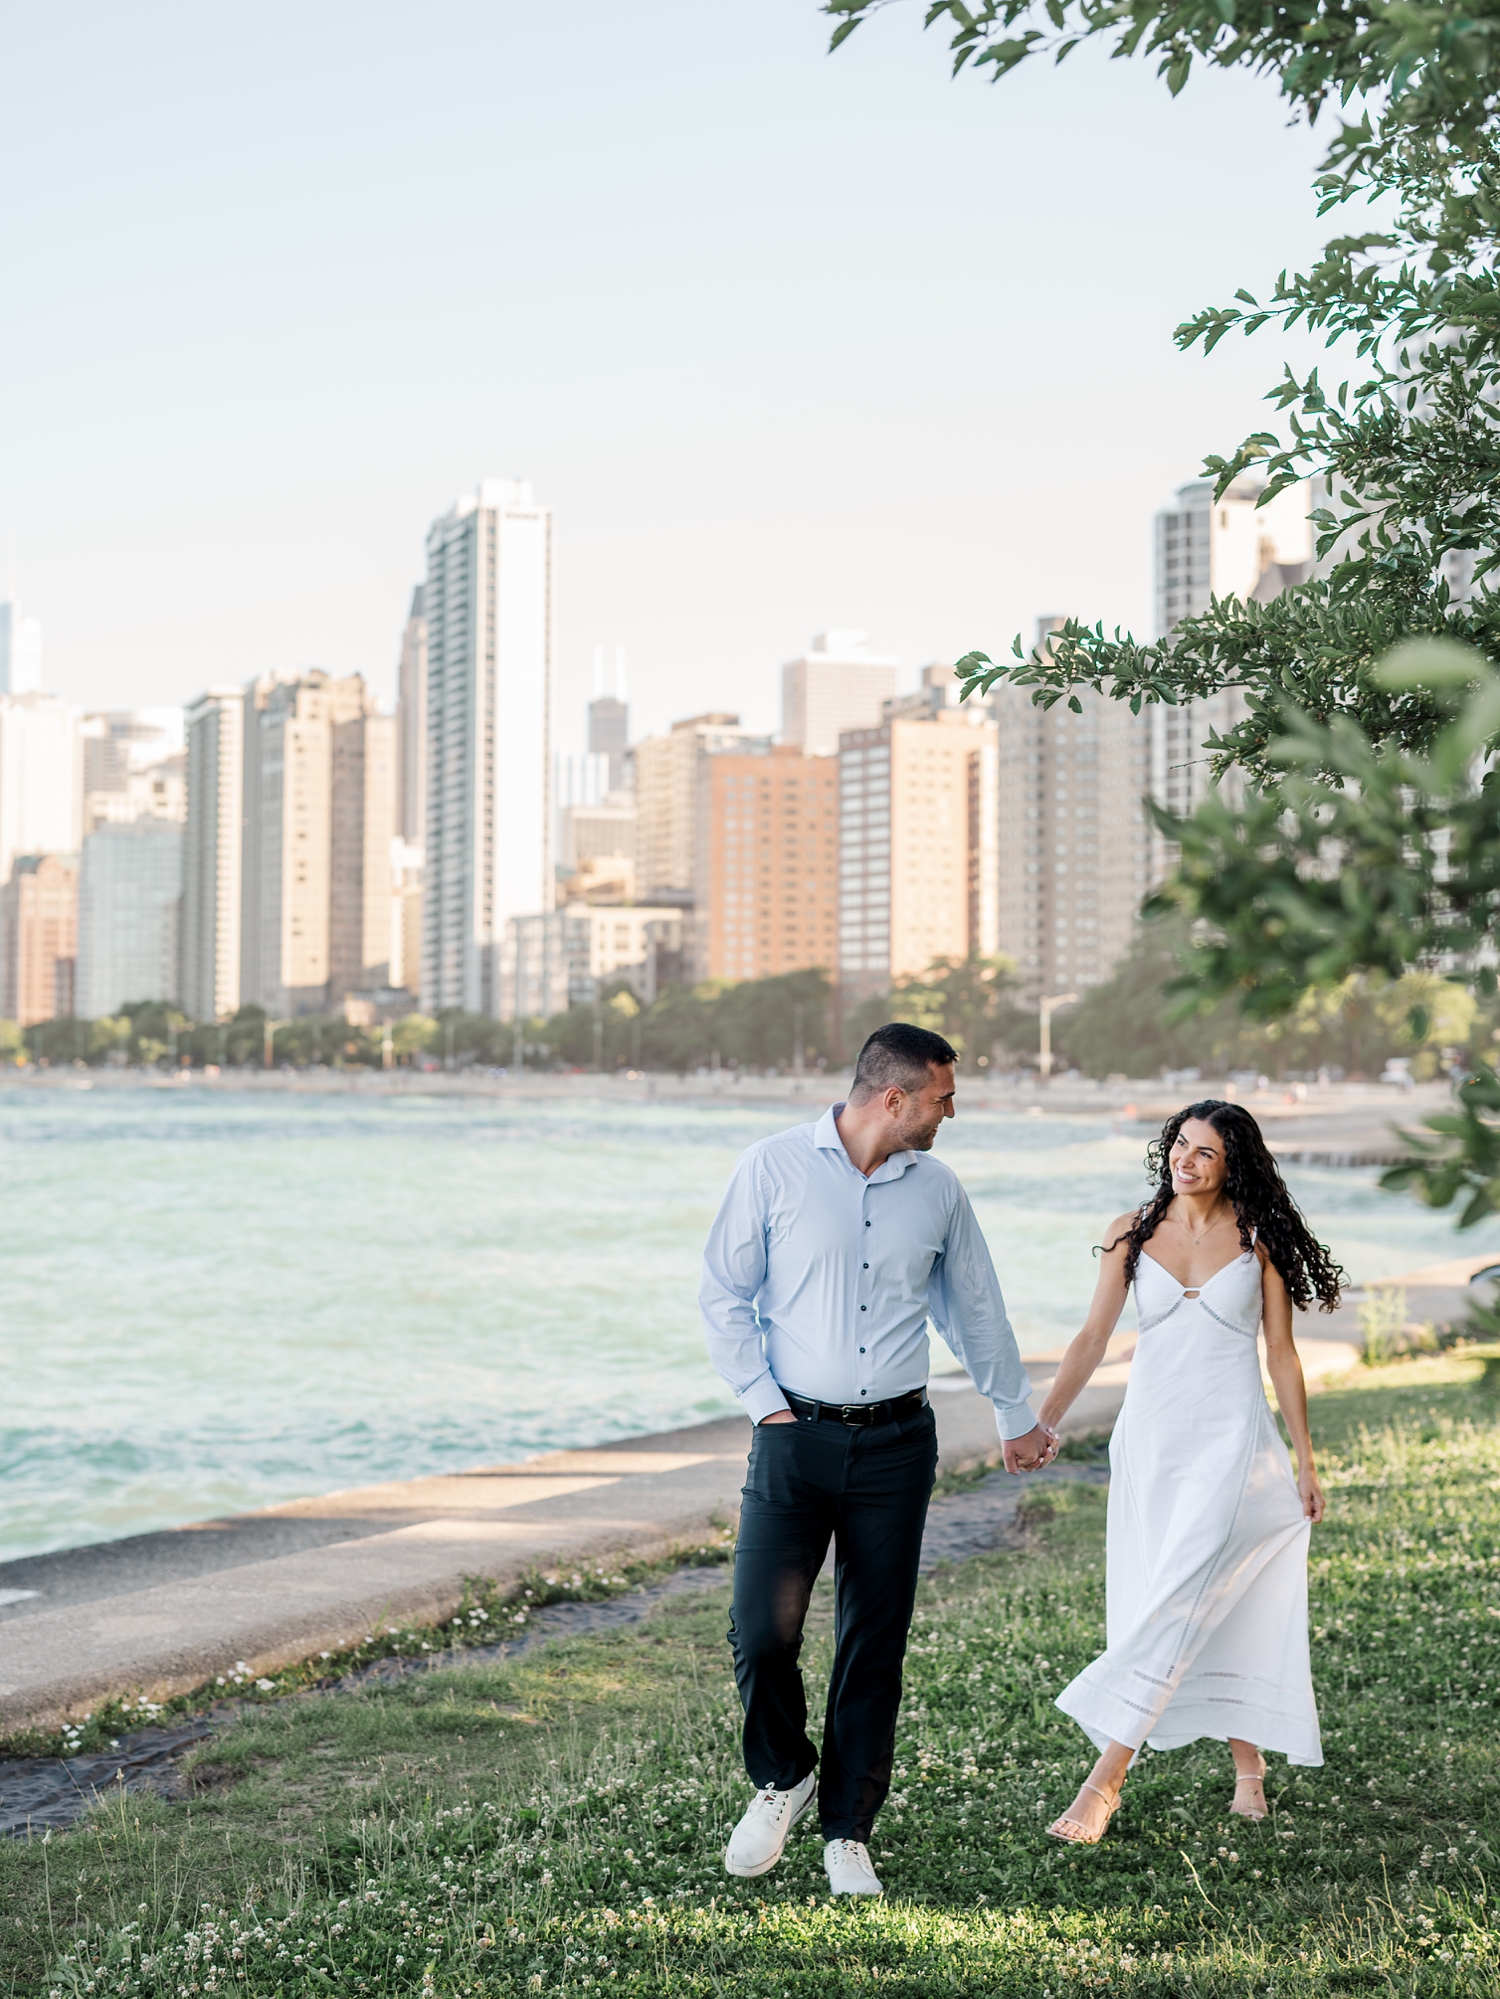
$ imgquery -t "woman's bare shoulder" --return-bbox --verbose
[1100,1210,1140,1253]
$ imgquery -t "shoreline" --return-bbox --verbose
[0,1359,1133,1735]
[0,1065,1451,1164]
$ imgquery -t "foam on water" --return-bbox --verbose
[0,1086,1491,1561]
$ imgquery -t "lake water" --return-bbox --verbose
[2,1084,1494,1564]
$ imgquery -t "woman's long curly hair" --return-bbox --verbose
[1109,1099,1346,1312]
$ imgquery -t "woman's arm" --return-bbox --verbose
[1035,1216,1135,1434]
[1260,1252,1326,1523]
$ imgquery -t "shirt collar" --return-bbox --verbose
[815,1102,920,1180]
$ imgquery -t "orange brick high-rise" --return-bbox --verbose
[695,746,838,982]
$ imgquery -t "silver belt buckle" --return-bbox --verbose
[841,1403,870,1424]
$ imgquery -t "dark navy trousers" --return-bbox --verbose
[728,1399,937,1841]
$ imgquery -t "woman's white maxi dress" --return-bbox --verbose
[1055,1245,1323,1765]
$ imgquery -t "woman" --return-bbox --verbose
[1039,1099,1344,1844]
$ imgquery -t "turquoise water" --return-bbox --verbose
[1,1085,1493,1564]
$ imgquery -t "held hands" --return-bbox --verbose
[1003,1423,1059,1475]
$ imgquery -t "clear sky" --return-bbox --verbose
[0,1,1342,746]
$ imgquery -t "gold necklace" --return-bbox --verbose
[1178,1208,1232,1246]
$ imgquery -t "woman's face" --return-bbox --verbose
[1169,1117,1228,1199]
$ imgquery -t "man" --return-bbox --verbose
[700,1021,1056,1898]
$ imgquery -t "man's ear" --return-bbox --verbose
[884,1086,905,1116]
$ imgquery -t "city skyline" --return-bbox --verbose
[0,456,1313,1034]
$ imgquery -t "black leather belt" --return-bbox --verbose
[780,1387,928,1428]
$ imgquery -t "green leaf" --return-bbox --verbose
[1374,638,1487,691]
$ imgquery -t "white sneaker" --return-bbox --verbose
[824,1837,883,1896]
[724,1770,817,1877]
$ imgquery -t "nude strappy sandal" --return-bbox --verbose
[1230,1757,1268,1821]
[1046,1781,1122,1846]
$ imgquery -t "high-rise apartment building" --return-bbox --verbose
[0,600,43,697]
[782,632,898,758]
[634,714,767,902]
[330,706,398,1000]
[588,694,629,792]
[181,689,245,1023]
[838,707,999,1008]
[0,692,80,887]
[995,621,1153,1004]
[695,746,839,982]
[240,671,390,1014]
[423,479,553,1015]
[396,586,427,845]
[1152,475,1313,839]
[76,819,183,1019]
[2,853,77,1026]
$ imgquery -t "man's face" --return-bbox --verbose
[891,1063,957,1151]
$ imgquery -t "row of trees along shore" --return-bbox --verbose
[829,0,1500,1221]
[1,943,1490,1080]
[0,973,839,1077]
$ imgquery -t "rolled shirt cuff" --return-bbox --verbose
[741,1374,793,1426]
[993,1398,1040,1442]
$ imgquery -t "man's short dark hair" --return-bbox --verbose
[850,1022,958,1101]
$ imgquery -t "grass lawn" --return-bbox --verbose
[3,1355,1499,1997]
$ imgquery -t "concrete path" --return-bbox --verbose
[0,1368,1125,1735]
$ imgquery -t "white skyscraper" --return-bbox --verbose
[0,600,43,697]
[422,478,554,1015]
[181,689,245,1023]
[782,632,898,757]
[1152,475,1313,858]
[0,692,80,886]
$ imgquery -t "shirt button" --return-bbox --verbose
[864,1220,871,1227]
[859,1346,865,1354]
[860,1305,867,1312]
[863,1262,869,1269]
[860,1389,867,1396]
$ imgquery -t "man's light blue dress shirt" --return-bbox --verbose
[700,1103,1037,1439]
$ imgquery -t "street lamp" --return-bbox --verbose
[1038,992,1077,1083]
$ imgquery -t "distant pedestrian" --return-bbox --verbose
[700,1022,1055,1897]
[1035,1100,1344,1844]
